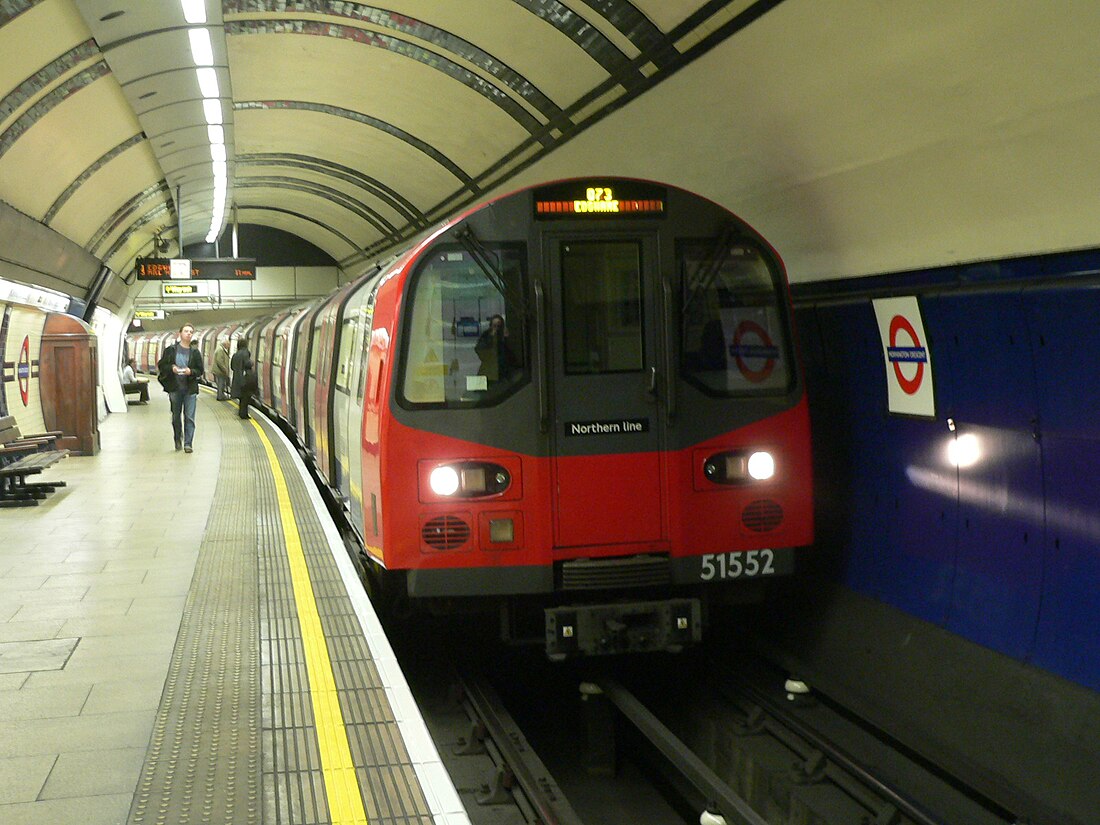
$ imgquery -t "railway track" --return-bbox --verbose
[398,620,1028,825]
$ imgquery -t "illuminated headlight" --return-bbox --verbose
[429,466,460,496]
[703,449,776,485]
[426,461,511,498]
[747,451,775,481]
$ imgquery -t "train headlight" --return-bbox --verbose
[429,466,460,496]
[426,461,512,498]
[747,451,775,481]
[703,449,776,485]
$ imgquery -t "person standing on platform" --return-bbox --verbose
[230,338,254,421]
[213,338,231,401]
[157,322,204,453]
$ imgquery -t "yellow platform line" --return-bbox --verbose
[250,417,370,825]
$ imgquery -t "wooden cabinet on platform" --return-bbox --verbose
[41,314,99,456]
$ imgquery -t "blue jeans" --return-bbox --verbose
[169,390,197,447]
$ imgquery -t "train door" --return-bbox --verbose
[545,234,667,549]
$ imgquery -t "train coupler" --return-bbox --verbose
[545,598,702,659]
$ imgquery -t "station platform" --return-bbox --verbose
[0,388,469,825]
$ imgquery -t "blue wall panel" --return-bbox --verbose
[1025,288,1100,689]
[794,254,1100,691]
[932,293,1044,659]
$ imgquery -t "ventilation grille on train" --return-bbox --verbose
[742,499,784,532]
[422,515,471,550]
[560,555,670,591]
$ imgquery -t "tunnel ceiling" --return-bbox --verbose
[2,1,1100,303]
[0,0,770,290]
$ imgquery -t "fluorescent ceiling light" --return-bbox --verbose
[212,160,227,180]
[210,143,226,163]
[196,67,218,98]
[181,0,207,24]
[207,125,224,144]
[202,98,222,124]
[188,28,213,66]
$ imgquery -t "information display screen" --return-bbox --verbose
[136,257,256,280]
[533,181,666,219]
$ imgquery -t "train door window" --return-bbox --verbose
[356,287,378,402]
[273,336,284,368]
[335,313,358,392]
[309,318,324,378]
[296,318,312,375]
[400,243,527,407]
[560,241,643,374]
[678,239,792,395]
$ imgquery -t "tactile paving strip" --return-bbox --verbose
[257,421,434,825]
[127,398,260,825]
[126,394,436,824]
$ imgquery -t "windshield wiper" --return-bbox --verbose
[455,225,527,314]
[682,225,738,319]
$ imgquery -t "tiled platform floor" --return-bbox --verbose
[0,392,222,824]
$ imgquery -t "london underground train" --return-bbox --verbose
[146,179,814,657]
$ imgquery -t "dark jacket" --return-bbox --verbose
[230,346,254,399]
[157,344,204,394]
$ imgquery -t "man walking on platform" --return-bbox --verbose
[157,322,204,452]
[213,338,231,400]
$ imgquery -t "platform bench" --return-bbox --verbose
[0,417,69,507]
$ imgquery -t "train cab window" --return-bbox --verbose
[679,239,791,395]
[561,241,643,374]
[400,243,527,407]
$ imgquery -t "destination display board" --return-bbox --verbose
[136,257,256,280]
[533,181,666,219]
[162,282,208,297]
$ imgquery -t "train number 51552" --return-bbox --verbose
[700,550,776,580]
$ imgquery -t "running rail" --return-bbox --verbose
[596,677,770,825]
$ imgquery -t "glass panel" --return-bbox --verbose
[561,241,643,375]
[401,243,527,407]
[335,316,357,391]
[357,288,378,402]
[309,322,323,378]
[680,240,791,395]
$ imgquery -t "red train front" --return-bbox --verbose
[359,178,813,657]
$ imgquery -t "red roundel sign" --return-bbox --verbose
[731,320,777,383]
[17,336,31,407]
[888,315,925,395]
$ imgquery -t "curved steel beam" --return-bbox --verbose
[101,202,175,265]
[509,0,637,79]
[224,0,566,127]
[0,62,111,160]
[232,204,360,252]
[236,152,425,226]
[232,176,397,237]
[575,0,678,68]
[233,99,474,187]
[0,39,101,124]
[0,0,36,27]
[88,184,173,255]
[44,133,145,224]
[226,19,549,141]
